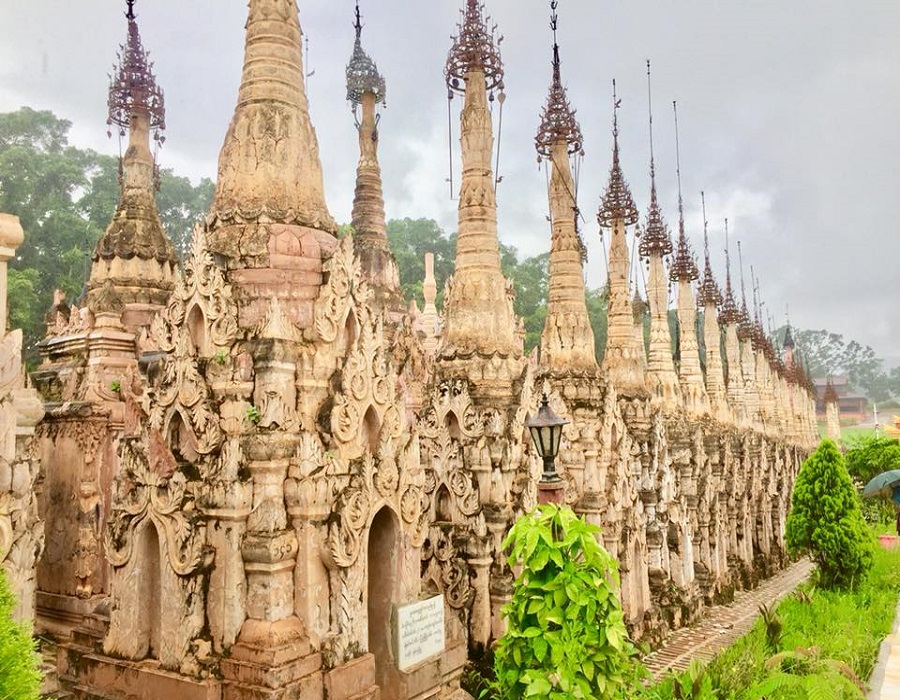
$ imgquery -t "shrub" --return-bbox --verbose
[844,435,900,484]
[0,567,41,699]
[785,439,874,589]
[493,504,637,700]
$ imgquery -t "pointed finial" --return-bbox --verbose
[638,60,672,258]
[446,0,505,95]
[107,0,165,143]
[346,1,386,109]
[669,100,698,282]
[598,80,638,227]
[696,191,721,307]
[719,218,741,323]
[535,0,582,157]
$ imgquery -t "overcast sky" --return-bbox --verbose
[1,1,898,358]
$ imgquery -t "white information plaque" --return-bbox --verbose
[396,594,445,671]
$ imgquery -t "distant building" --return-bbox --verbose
[813,375,868,422]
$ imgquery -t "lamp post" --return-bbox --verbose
[527,394,569,504]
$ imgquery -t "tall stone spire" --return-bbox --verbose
[535,1,595,371]
[599,83,644,389]
[736,241,760,426]
[718,221,745,423]
[668,103,707,414]
[824,377,841,441]
[639,62,679,407]
[346,2,403,313]
[441,0,519,358]
[88,0,177,326]
[696,194,728,420]
[207,0,336,260]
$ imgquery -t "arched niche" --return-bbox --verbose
[187,304,208,356]
[367,507,401,696]
[136,522,162,659]
[444,410,461,442]
[435,484,453,524]
[342,310,358,358]
[362,405,380,455]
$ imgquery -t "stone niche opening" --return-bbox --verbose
[435,484,453,524]
[137,522,163,659]
[187,304,208,356]
[444,410,462,442]
[362,405,380,455]
[367,506,401,696]
[342,310,358,357]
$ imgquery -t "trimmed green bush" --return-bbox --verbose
[493,504,636,700]
[0,567,41,699]
[785,439,874,589]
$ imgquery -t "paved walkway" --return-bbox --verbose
[868,599,900,700]
[643,558,815,678]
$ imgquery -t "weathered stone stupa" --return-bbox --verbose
[8,1,824,698]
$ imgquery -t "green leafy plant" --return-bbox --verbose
[745,646,867,700]
[109,379,121,393]
[492,504,636,700]
[246,405,261,424]
[758,603,784,654]
[214,349,228,366]
[785,439,874,589]
[0,567,42,699]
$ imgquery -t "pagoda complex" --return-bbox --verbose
[0,1,820,698]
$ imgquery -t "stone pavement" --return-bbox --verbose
[867,599,900,700]
[642,558,815,678]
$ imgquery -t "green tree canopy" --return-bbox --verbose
[0,107,213,354]
[0,567,41,699]
[785,439,874,588]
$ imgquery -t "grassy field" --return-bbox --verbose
[645,540,900,700]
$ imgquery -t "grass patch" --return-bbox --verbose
[646,542,900,700]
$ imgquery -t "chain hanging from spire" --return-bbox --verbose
[598,80,639,228]
[346,0,386,115]
[445,0,505,95]
[107,0,165,144]
[639,60,672,258]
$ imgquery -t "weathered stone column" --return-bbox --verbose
[598,107,644,390]
[824,379,841,441]
[441,56,518,357]
[540,140,595,370]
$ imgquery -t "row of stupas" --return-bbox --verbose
[3,1,819,698]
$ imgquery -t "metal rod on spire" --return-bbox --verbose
[673,101,684,224]
[701,191,709,250]
[737,239,748,308]
[354,0,362,37]
[126,0,136,21]
[647,60,655,177]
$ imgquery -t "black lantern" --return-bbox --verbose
[527,394,569,482]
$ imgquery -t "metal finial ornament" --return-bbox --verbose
[668,100,699,282]
[696,191,721,307]
[535,1,582,157]
[445,0,505,95]
[345,1,386,111]
[736,240,753,340]
[107,0,165,143]
[598,80,639,228]
[718,218,741,324]
[639,60,672,258]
